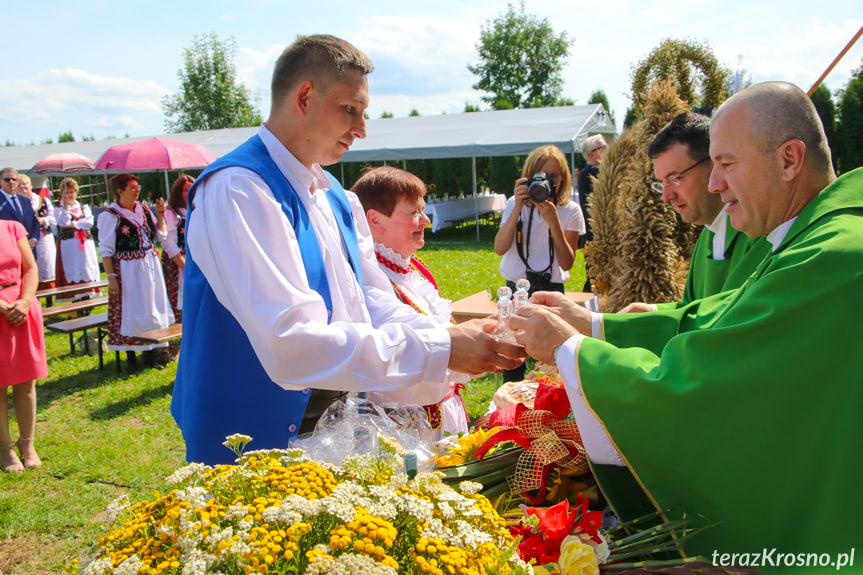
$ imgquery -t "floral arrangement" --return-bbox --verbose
[509,496,607,575]
[65,434,533,575]
[436,427,504,467]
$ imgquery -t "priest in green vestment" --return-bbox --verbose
[510,82,863,571]
[621,111,772,313]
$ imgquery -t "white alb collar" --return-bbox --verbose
[766,217,798,252]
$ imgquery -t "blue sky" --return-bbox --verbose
[3,0,862,146]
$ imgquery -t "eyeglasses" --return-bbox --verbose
[651,157,709,194]
[590,145,608,153]
[2,177,18,183]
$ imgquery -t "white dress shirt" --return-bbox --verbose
[186,125,452,405]
[498,198,586,284]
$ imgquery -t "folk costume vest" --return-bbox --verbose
[58,204,92,243]
[172,135,362,465]
[105,204,158,260]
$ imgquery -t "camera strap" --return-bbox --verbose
[515,207,554,274]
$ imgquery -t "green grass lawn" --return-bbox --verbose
[0,221,587,574]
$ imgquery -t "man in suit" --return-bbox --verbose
[0,168,40,252]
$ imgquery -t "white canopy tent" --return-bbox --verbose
[1,104,615,238]
[341,104,616,237]
[1,103,614,176]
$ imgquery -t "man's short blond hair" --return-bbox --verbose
[270,34,374,111]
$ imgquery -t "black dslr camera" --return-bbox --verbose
[526,172,553,204]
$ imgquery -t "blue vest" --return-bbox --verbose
[171,135,362,465]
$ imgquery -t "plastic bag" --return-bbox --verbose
[292,393,437,474]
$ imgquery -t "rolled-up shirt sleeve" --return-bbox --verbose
[75,204,94,230]
[97,210,117,258]
[187,168,451,405]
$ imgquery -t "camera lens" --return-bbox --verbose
[528,179,551,203]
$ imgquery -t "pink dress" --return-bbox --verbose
[0,220,48,387]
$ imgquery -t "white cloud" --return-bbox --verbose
[351,15,479,98]
[0,68,169,141]
[87,115,142,130]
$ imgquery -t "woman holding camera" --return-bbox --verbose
[494,145,585,381]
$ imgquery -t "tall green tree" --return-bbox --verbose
[468,1,572,110]
[836,61,863,173]
[588,89,616,126]
[810,83,837,169]
[162,32,262,133]
[58,130,75,143]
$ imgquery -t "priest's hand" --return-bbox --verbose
[619,302,655,313]
[447,318,527,375]
[509,303,579,365]
[528,291,592,334]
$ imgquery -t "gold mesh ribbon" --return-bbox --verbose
[504,409,588,496]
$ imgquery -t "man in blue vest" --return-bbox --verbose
[172,34,526,465]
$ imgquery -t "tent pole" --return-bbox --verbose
[472,157,479,242]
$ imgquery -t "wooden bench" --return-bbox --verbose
[45,313,111,369]
[133,323,182,344]
[41,296,109,319]
[37,280,107,307]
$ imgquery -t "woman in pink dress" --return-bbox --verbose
[0,220,47,472]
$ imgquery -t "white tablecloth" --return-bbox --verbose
[424,194,507,232]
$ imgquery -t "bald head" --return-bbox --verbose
[709,82,838,237]
[714,82,834,178]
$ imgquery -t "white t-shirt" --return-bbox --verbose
[498,198,585,284]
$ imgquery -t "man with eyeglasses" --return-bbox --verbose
[576,135,607,252]
[620,112,771,312]
[576,135,607,292]
[0,168,40,252]
[509,82,863,561]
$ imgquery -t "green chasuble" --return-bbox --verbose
[573,168,863,567]
[657,211,772,309]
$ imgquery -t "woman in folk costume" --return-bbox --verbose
[161,175,193,323]
[55,178,101,301]
[353,166,469,439]
[16,175,56,290]
[97,173,174,372]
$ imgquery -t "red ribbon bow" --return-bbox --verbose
[473,384,586,504]
[75,229,88,250]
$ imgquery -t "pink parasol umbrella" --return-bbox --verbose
[29,152,96,175]
[94,137,216,172]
